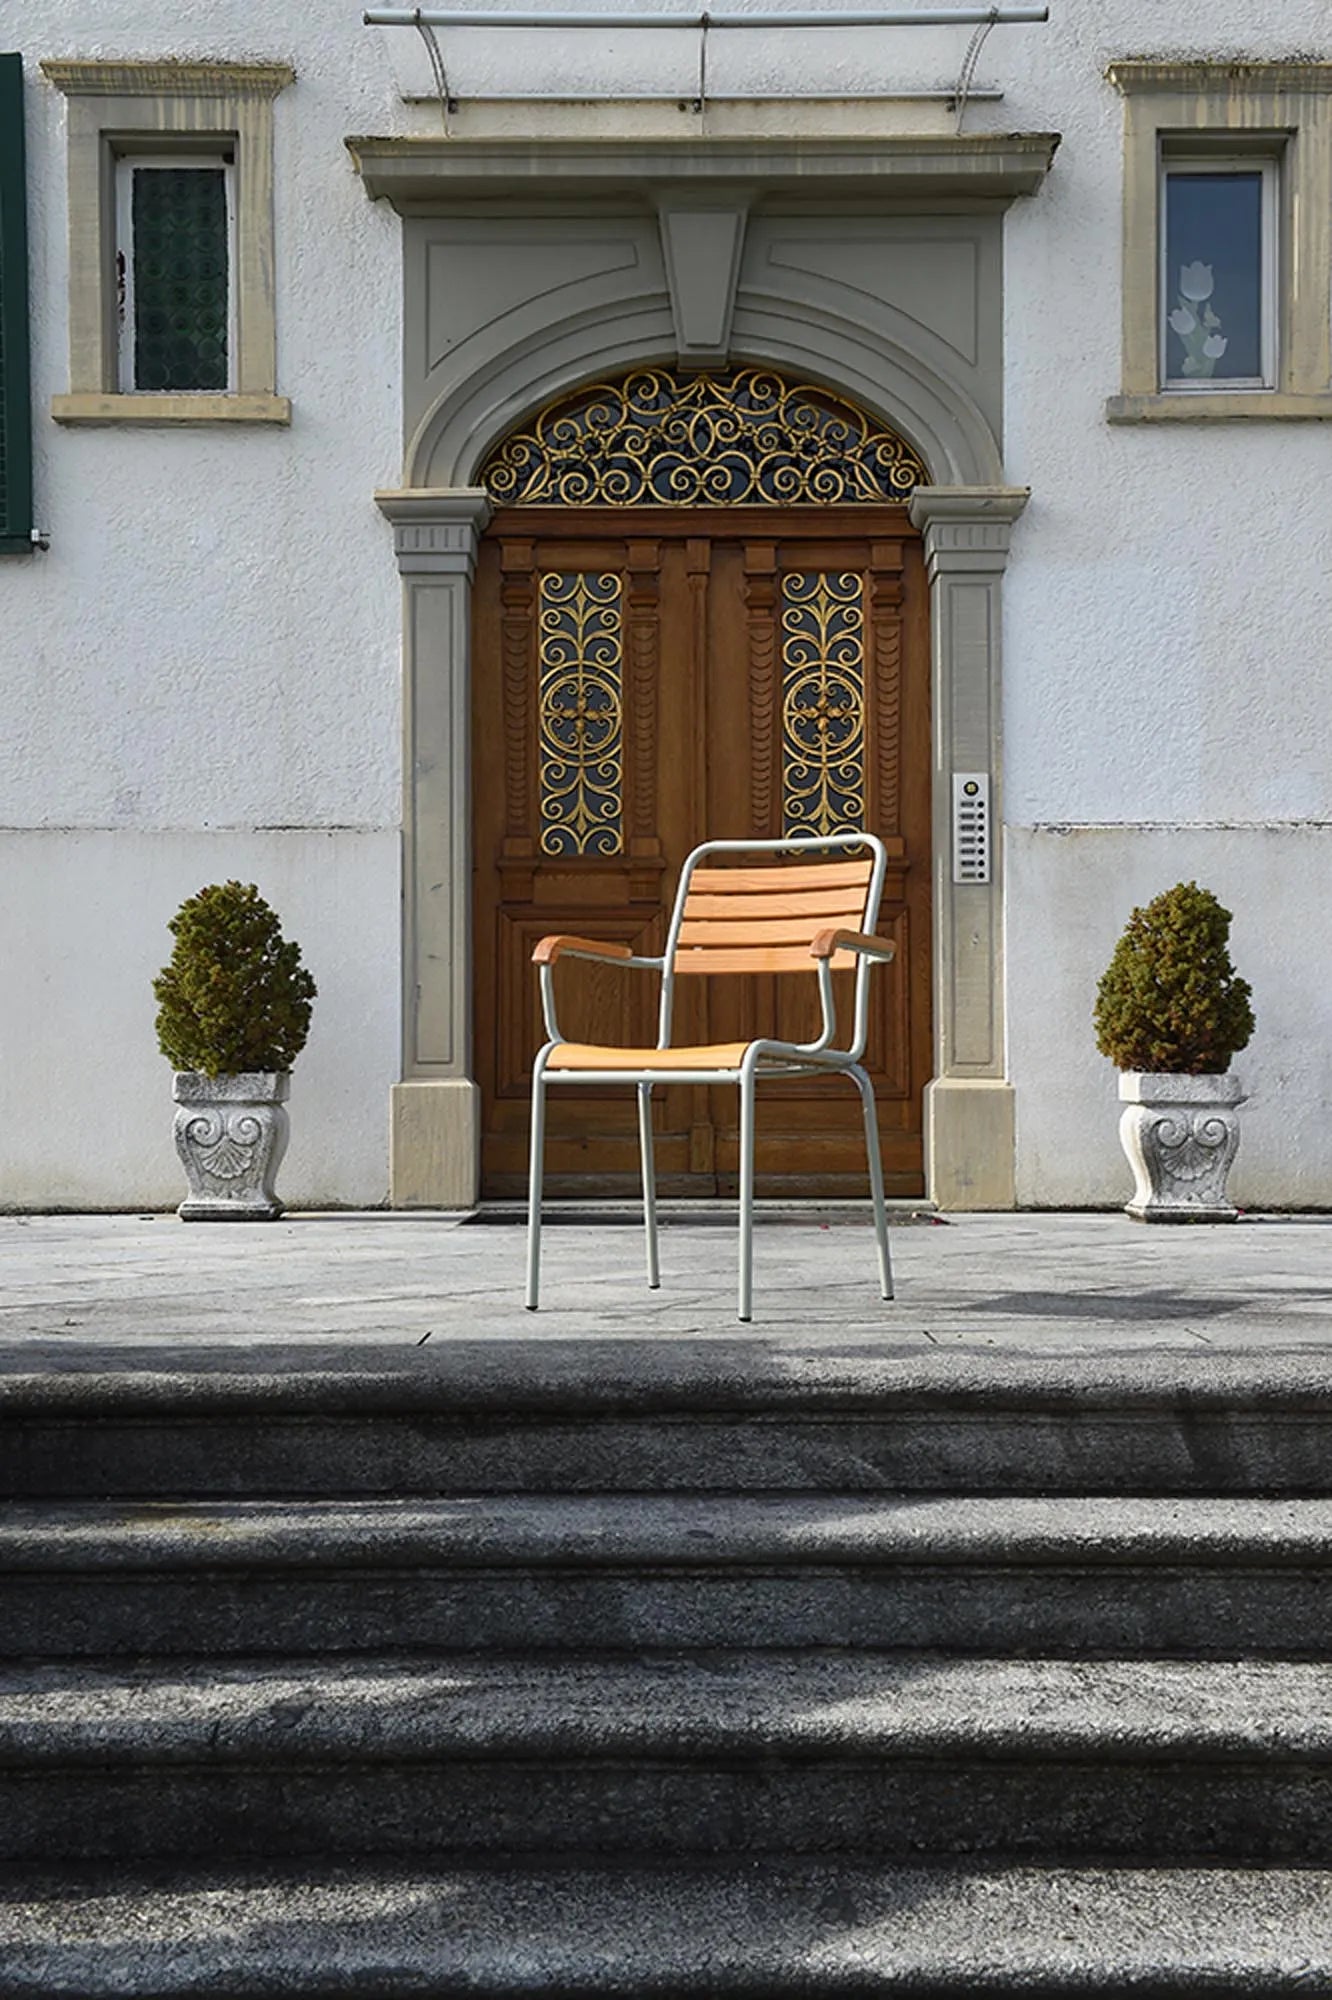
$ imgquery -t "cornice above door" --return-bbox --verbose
[346,129,1059,210]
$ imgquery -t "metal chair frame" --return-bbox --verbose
[525,833,896,1321]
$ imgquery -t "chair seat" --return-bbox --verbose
[548,1040,761,1073]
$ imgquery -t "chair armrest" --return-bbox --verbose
[810,929,896,964]
[532,935,634,967]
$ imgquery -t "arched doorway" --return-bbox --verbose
[470,364,933,1198]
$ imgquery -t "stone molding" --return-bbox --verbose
[1107,58,1332,418]
[347,131,1059,207]
[409,289,1005,493]
[376,488,492,571]
[382,473,1029,1211]
[390,1079,480,1211]
[910,486,1030,577]
[369,163,1041,1209]
[42,57,291,416]
[925,1076,1016,1212]
[909,484,1027,1208]
[51,392,290,427]
[40,60,294,97]
[1107,59,1332,95]
[654,191,752,368]
[376,489,490,1106]
[1107,391,1332,425]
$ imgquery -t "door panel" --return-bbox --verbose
[473,505,931,1197]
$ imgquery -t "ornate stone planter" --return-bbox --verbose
[173,1072,291,1221]
[1118,1071,1245,1223]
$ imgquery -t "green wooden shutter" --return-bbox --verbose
[0,53,33,556]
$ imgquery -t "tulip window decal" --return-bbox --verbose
[1168,262,1228,379]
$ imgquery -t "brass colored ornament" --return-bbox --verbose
[538,571,624,856]
[482,367,927,508]
[781,571,867,840]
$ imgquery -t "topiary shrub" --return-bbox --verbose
[154,882,317,1077]
[1094,881,1254,1075]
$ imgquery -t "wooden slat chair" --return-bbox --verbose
[527,834,896,1321]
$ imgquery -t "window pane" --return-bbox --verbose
[1164,171,1263,382]
[132,167,228,392]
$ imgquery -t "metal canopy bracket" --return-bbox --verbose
[366,6,1049,117]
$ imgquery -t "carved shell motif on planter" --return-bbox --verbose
[173,1071,291,1221]
[1117,1071,1246,1223]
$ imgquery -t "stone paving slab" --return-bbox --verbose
[0,1211,1330,1370]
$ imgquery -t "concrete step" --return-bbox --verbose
[1,1653,1330,1867]
[6,1353,1332,1497]
[3,1860,1332,1996]
[4,1494,1332,1659]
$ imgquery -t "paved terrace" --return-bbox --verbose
[2,1209,1331,1380]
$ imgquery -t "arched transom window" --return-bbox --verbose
[480,366,928,507]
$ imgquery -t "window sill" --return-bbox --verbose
[51,392,291,426]
[1106,390,1332,423]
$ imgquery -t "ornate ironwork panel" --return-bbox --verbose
[538,571,624,856]
[482,367,927,507]
[781,571,866,840]
[131,167,229,392]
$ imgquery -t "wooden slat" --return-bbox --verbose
[688,860,873,893]
[673,945,857,974]
[678,914,865,947]
[683,887,870,921]
[549,1040,752,1071]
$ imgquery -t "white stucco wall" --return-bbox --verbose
[999,3,1332,1204]
[1007,826,1332,1210]
[3,2,410,1205]
[5,0,1331,1206]
[0,830,399,1207]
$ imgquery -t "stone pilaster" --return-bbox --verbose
[908,484,1029,1211]
[376,487,492,1208]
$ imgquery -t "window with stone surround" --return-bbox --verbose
[41,60,292,426]
[1107,61,1332,423]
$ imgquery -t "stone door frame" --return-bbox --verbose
[361,131,1055,1210]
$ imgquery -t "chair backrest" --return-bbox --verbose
[671,854,877,976]
[658,835,887,1055]
[660,836,880,976]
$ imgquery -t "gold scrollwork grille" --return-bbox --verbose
[781,571,867,840]
[482,367,927,507]
[538,571,624,856]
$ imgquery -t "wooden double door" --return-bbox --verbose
[473,505,932,1197]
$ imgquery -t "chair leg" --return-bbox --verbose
[737,1068,756,1323]
[637,1082,660,1290]
[525,1063,548,1312]
[852,1063,894,1301]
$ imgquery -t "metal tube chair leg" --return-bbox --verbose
[637,1082,661,1289]
[525,1057,549,1312]
[852,1062,894,1301]
[738,1060,757,1323]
